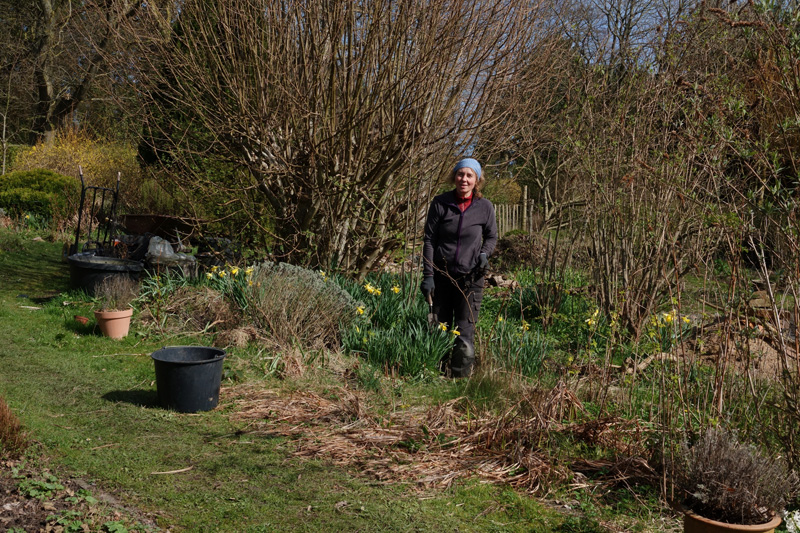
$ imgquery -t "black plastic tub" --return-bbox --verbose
[151,346,226,413]
[67,252,143,295]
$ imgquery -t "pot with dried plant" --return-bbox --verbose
[93,275,139,339]
[673,427,798,533]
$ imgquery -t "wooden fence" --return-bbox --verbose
[494,185,538,235]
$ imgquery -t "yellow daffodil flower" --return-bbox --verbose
[357,306,365,315]
[248,279,253,286]
[682,316,690,324]
[497,316,504,322]
[439,322,448,332]
[391,285,400,294]
[219,270,227,278]
[211,265,219,273]
[451,327,460,336]
[206,272,213,279]
[374,288,381,296]
[231,267,239,276]
[520,320,530,332]
[245,267,254,276]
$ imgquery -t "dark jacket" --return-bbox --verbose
[422,190,498,278]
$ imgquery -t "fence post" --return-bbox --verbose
[522,185,528,234]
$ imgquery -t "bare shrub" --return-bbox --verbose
[245,262,359,350]
[673,427,798,525]
[95,275,139,311]
[140,286,241,334]
[0,396,28,458]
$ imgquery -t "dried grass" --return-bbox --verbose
[224,382,625,494]
[140,286,241,334]
[0,396,28,458]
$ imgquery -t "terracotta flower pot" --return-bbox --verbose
[94,308,133,339]
[683,507,781,533]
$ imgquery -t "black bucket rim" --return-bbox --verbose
[151,345,226,366]
[68,251,144,272]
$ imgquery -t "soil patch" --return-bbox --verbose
[0,460,158,532]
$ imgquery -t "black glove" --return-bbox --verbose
[420,276,435,299]
[477,252,489,274]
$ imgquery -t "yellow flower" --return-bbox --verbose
[451,327,460,336]
[585,317,595,326]
[520,320,530,332]
[319,270,326,277]
[357,306,365,315]
[24,214,30,220]
[364,283,375,294]
[211,265,219,273]
[497,316,504,322]
[219,270,227,278]
[248,279,253,286]
[374,288,382,296]
[682,316,690,324]
[439,322,448,332]
[391,285,400,294]
[662,312,674,324]
[205,272,213,279]
[245,267,254,276]
[231,267,240,276]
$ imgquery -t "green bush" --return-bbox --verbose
[0,169,81,227]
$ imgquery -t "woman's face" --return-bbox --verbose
[454,167,478,198]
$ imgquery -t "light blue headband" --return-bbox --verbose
[453,158,482,181]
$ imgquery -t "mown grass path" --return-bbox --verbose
[0,237,586,532]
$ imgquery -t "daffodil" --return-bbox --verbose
[245,267,254,276]
[211,265,219,273]
[218,270,227,278]
[248,279,253,286]
[451,327,460,336]
[439,322,448,332]
[374,288,381,296]
[497,316,504,322]
[391,285,400,294]
[206,272,213,279]
[357,306,365,315]
[231,267,240,276]
[662,312,674,324]
[520,320,530,332]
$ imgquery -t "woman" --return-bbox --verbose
[421,158,498,377]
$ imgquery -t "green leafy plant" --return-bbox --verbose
[486,318,548,377]
[339,274,452,377]
[18,472,65,499]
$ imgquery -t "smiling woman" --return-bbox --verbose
[421,158,497,377]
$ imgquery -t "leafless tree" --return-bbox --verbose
[114,0,548,274]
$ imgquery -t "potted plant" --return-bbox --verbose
[94,275,139,339]
[673,427,798,533]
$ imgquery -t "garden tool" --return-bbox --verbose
[426,293,437,326]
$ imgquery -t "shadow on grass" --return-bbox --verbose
[102,389,159,408]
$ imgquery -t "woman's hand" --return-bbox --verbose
[420,277,435,298]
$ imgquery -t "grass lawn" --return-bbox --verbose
[0,234,677,532]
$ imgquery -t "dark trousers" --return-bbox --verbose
[432,270,484,376]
